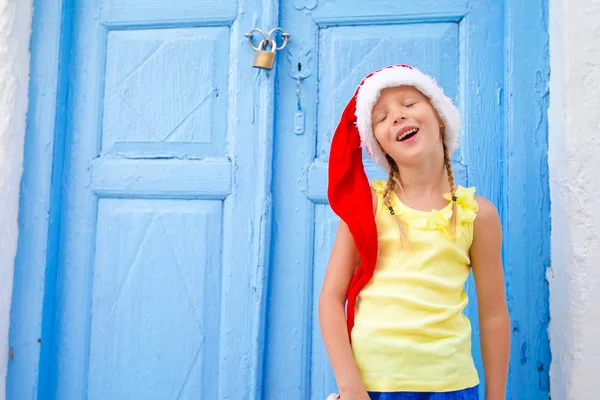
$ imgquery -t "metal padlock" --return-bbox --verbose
[253,39,276,70]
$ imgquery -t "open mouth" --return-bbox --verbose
[396,128,419,142]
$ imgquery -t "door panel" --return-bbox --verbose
[316,22,465,183]
[45,0,275,399]
[88,200,222,399]
[99,0,237,24]
[102,27,230,156]
[265,1,502,398]
[311,0,467,23]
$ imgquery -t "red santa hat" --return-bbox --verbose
[327,64,461,336]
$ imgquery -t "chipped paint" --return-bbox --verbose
[504,0,552,398]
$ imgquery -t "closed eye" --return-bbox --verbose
[375,114,387,123]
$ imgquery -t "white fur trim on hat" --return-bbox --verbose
[355,65,461,171]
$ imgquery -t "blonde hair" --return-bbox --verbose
[383,127,458,246]
[442,128,458,238]
[382,155,410,248]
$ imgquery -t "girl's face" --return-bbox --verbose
[371,86,443,166]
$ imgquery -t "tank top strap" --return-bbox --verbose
[445,186,478,223]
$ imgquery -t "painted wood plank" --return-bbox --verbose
[100,0,237,25]
[262,4,321,397]
[504,0,551,398]
[311,0,467,26]
[456,3,505,397]
[91,158,232,199]
[216,1,280,398]
[104,142,227,158]
[6,0,70,398]
[48,5,111,397]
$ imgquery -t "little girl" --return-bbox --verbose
[319,65,510,400]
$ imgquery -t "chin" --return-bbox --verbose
[394,140,424,155]
[388,150,425,166]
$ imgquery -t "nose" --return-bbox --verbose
[391,109,406,124]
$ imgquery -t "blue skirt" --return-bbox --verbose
[368,386,479,400]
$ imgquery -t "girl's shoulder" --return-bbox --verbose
[471,194,503,251]
[472,194,501,229]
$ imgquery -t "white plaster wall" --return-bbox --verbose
[548,0,600,398]
[0,0,33,398]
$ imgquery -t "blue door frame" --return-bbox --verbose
[8,0,551,399]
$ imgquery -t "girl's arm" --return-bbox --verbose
[470,197,511,400]
[318,191,377,400]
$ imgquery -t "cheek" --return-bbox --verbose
[420,108,441,128]
[372,126,393,152]
[373,126,384,142]
[373,125,390,144]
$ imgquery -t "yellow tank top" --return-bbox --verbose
[351,180,480,392]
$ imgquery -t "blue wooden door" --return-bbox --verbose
[264,1,549,400]
[30,0,278,399]
[9,0,550,399]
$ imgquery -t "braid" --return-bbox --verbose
[382,155,397,214]
[384,155,410,248]
[443,135,458,238]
